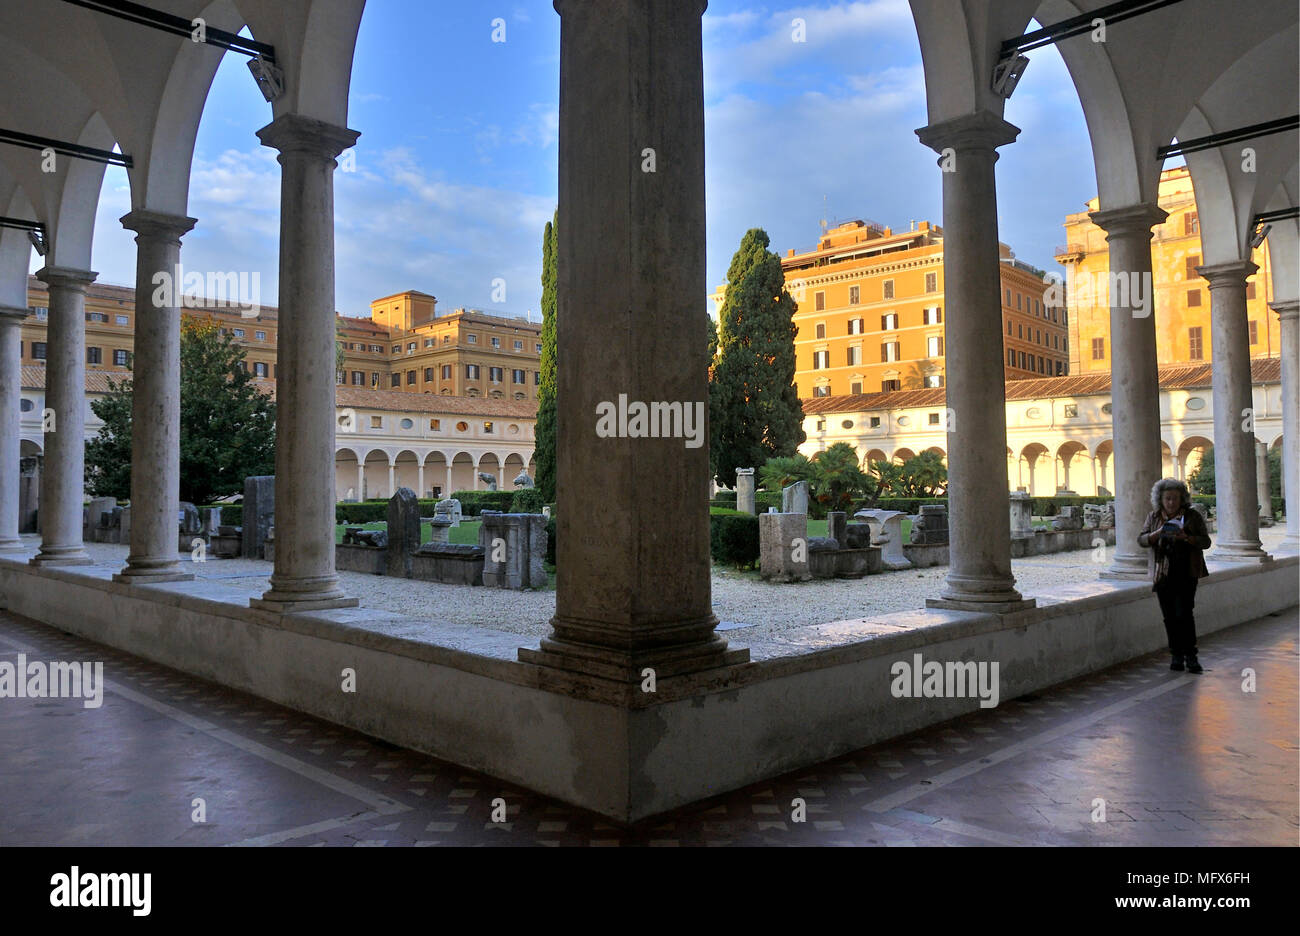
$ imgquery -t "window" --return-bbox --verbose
[391,345,401,354]
[881,313,898,330]
[815,323,826,339]
[1064,404,1078,418]
[489,367,504,383]
[1036,329,1041,344]
[338,369,346,385]
[87,347,102,364]
[370,416,383,429]
[1054,334,1060,349]
[928,412,941,424]
[1018,324,1023,339]
[253,362,267,377]
[883,281,895,300]
[87,312,107,323]
[351,371,364,385]
[927,336,943,357]
[813,386,831,398]
[1019,351,1027,369]
[815,291,825,311]
[1091,337,1104,360]
[847,346,861,366]
[466,364,481,379]
[512,369,525,384]
[1007,319,1012,335]
[534,371,540,385]
[1245,281,1256,300]
[1187,288,1202,307]
[813,350,829,369]
[370,344,382,353]
[391,373,401,387]
[491,337,501,348]
[923,307,942,325]
[925,272,938,293]
[514,340,524,350]
[255,330,266,340]
[407,342,417,352]
[424,367,435,382]
[1034,299,1040,316]
[456,421,469,432]
[233,328,244,338]
[881,379,901,392]
[115,314,129,326]
[1038,355,1044,373]
[430,419,441,431]
[1185,255,1201,279]
[848,318,864,335]
[536,343,543,353]
[850,382,862,394]
[1056,361,1064,375]
[1008,348,1015,367]
[1005,289,1012,306]
[848,285,860,305]
[466,334,478,344]
[398,418,414,430]
[1248,320,1259,345]
[869,416,881,428]
[1015,294,1022,310]
[881,341,900,362]
[406,370,417,385]
[425,338,435,348]
[113,349,129,366]
[441,364,452,379]
[1188,326,1203,361]
[371,373,380,387]
[483,421,494,433]
[1184,211,1199,235]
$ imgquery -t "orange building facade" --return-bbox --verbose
[713,219,1069,400]
[1055,166,1277,374]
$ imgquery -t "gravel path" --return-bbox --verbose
[75,527,1292,643]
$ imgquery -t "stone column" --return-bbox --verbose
[0,306,27,551]
[356,462,365,502]
[445,464,453,497]
[519,0,745,681]
[1256,440,1271,521]
[250,115,359,612]
[387,462,396,498]
[1272,300,1298,548]
[1198,260,1268,561]
[30,266,95,566]
[1093,204,1167,579]
[916,112,1031,611]
[417,462,425,499]
[735,467,756,514]
[1090,456,1099,496]
[114,211,197,583]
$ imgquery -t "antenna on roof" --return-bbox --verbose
[820,195,828,235]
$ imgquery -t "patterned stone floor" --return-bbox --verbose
[0,606,1295,846]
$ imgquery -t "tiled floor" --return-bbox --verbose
[1,607,1295,846]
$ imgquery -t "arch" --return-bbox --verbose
[393,448,421,494]
[891,447,916,464]
[863,448,889,468]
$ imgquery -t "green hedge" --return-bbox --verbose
[709,511,760,569]
[450,490,515,515]
[711,491,737,506]
[335,502,388,524]
[201,503,242,526]
[509,489,545,513]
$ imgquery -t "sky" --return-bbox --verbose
[70,0,1106,323]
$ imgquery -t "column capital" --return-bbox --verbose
[915,111,1019,156]
[0,305,27,325]
[1088,202,1167,237]
[35,266,96,290]
[1195,258,1258,288]
[120,209,197,242]
[256,114,359,161]
[1268,299,1298,321]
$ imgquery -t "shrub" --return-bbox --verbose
[203,503,242,526]
[709,512,760,569]
[509,488,546,513]
[450,490,515,515]
[712,491,737,506]
[336,502,387,524]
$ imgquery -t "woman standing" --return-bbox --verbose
[1138,478,1212,673]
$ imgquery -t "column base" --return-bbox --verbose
[926,597,1036,614]
[250,595,360,613]
[1101,552,1149,580]
[1207,546,1271,563]
[114,570,196,584]
[29,550,93,567]
[519,632,749,685]
[0,540,27,553]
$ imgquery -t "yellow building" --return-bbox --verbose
[19,280,541,401]
[1055,165,1277,373]
[712,220,1069,399]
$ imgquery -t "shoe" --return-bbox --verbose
[1185,655,1203,674]
[1170,656,1185,671]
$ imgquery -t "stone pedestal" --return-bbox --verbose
[1199,260,1268,562]
[1009,491,1033,538]
[479,512,547,589]
[242,476,275,560]
[115,211,198,584]
[915,112,1032,613]
[249,115,359,613]
[0,306,26,550]
[386,487,421,578]
[854,508,911,570]
[518,0,744,683]
[782,480,809,515]
[736,468,756,515]
[30,266,95,566]
[1273,301,1298,549]
[759,512,810,582]
[1092,204,1167,580]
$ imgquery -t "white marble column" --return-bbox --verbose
[1198,260,1268,561]
[417,462,425,499]
[445,464,453,497]
[1272,300,1298,548]
[387,462,396,498]
[115,211,196,583]
[250,115,359,612]
[1093,204,1166,579]
[1255,440,1271,521]
[30,266,95,566]
[1090,456,1099,496]
[916,112,1032,611]
[355,462,364,502]
[0,306,26,551]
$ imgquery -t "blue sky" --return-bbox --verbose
[76,0,1104,322]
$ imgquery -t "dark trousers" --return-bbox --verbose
[1155,575,1198,658]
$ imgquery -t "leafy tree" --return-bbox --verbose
[534,210,558,503]
[759,453,814,492]
[869,451,948,499]
[86,314,277,506]
[810,442,874,510]
[1187,444,1282,502]
[710,228,805,487]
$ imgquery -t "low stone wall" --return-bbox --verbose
[902,543,948,567]
[411,546,483,587]
[337,543,386,575]
[1011,526,1116,558]
[809,546,881,579]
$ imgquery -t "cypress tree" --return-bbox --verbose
[534,211,558,503]
[710,227,806,487]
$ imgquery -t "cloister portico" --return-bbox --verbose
[0,0,1295,822]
